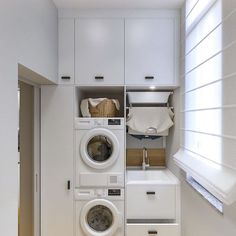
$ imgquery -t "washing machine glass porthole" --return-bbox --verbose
[86,205,113,232]
[87,135,113,163]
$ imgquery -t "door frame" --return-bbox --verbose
[18,79,41,236]
[33,86,41,236]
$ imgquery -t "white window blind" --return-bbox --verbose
[174,0,236,205]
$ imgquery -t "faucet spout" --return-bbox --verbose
[142,147,150,170]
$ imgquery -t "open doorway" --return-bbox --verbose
[18,81,40,236]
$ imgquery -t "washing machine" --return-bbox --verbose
[75,188,124,236]
[75,118,125,188]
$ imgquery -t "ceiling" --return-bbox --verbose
[53,0,185,9]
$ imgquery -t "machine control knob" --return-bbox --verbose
[94,119,103,126]
[96,189,104,197]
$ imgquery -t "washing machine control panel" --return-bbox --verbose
[75,188,124,200]
[94,189,121,197]
[108,119,121,126]
[95,189,105,197]
[108,189,121,196]
[75,118,124,129]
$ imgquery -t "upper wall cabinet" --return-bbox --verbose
[75,19,125,85]
[125,18,178,86]
[58,18,75,84]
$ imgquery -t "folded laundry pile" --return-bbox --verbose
[126,107,174,136]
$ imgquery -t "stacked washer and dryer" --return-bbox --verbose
[75,118,125,236]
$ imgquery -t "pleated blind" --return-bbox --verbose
[174,0,236,204]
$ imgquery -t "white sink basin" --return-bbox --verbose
[126,169,179,185]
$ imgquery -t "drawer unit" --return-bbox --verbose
[126,223,179,236]
[126,184,176,219]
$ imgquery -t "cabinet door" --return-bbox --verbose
[125,18,177,86]
[58,19,75,84]
[126,184,176,219]
[75,19,124,85]
[127,224,179,236]
[41,86,74,236]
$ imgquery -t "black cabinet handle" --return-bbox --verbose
[95,76,104,80]
[61,76,71,80]
[146,191,156,195]
[67,180,71,190]
[145,76,154,80]
[148,230,158,235]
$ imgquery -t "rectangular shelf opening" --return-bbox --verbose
[75,86,125,118]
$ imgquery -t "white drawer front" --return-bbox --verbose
[126,185,176,219]
[126,223,179,236]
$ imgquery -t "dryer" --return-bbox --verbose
[75,118,125,187]
[75,188,124,236]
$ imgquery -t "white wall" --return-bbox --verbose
[167,1,236,235]
[0,1,58,236]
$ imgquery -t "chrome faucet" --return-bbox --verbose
[142,147,150,170]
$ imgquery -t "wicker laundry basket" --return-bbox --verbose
[89,99,118,117]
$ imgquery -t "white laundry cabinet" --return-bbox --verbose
[125,18,178,86]
[127,224,179,236]
[126,170,181,236]
[75,18,125,85]
[58,13,179,87]
[41,86,74,236]
[126,184,176,219]
[58,18,75,84]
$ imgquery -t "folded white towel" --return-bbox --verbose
[126,107,174,135]
[80,99,91,117]
[80,98,120,117]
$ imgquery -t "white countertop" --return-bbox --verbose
[126,168,180,185]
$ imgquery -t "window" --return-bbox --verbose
[174,0,236,206]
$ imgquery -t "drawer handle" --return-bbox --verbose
[146,191,156,195]
[145,76,154,80]
[148,230,158,235]
[95,76,104,80]
[67,180,71,190]
[61,76,71,80]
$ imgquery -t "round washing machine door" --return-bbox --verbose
[80,199,121,236]
[80,128,120,170]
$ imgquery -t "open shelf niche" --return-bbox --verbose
[125,87,175,168]
[75,86,125,118]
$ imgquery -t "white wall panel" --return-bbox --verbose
[222,10,236,45]
[222,0,236,17]
[0,1,58,236]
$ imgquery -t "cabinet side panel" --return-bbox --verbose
[41,85,74,236]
